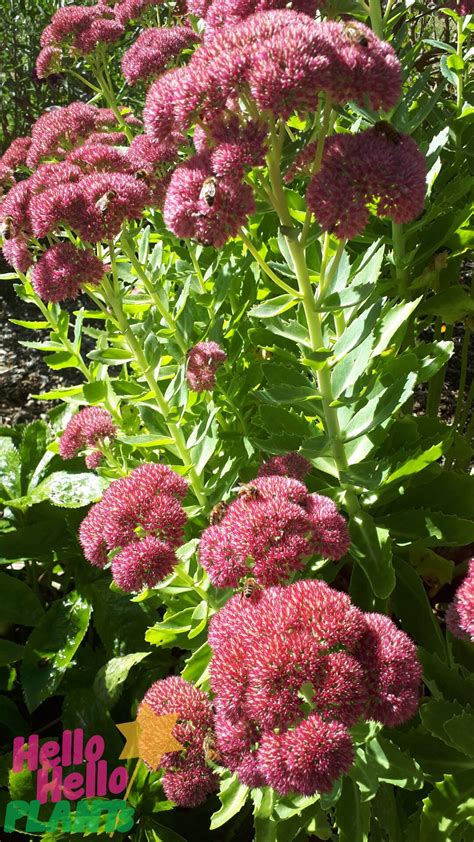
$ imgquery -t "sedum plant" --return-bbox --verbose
[0,0,473,839]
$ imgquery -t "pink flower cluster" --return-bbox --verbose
[209,580,422,794]
[39,4,124,62]
[199,474,350,587]
[186,341,227,392]
[59,407,116,468]
[202,0,319,36]
[164,153,255,247]
[121,26,198,86]
[145,13,401,140]
[31,243,107,303]
[306,124,427,238]
[257,451,311,481]
[139,677,218,807]
[446,559,474,642]
[79,463,188,592]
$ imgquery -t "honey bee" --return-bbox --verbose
[343,23,370,47]
[1,216,16,241]
[237,484,260,501]
[373,121,402,145]
[241,577,261,599]
[134,168,150,181]
[95,189,117,214]
[210,501,228,525]
[203,733,221,764]
[199,177,217,207]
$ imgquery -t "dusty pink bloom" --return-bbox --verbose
[0,137,31,170]
[307,125,426,239]
[121,26,198,86]
[59,407,116,465]
[161,766,219,808]
[139,676,218,806]
[144,66,211,144]
[79,505,108,567]
[213,712,264,788]
[80,463,188,587]
[187,341,227,392]
[449,0,474,13]
[2,237,33,273]
[257,452,311,481]
[66,144,130,173]
[257,714,354,795]
[0,165,14,197]
[164,153,254,247]
[354,613,422,727]
[204,0,318,36]
[0,180,32,234]
[42,4,124,55]
[29,162,83,193]
[187,0,212,14]
[26,103,102,167]
[446,560,474,642]
[111,536,177,591]
[305,494,351,560]
[127,134,179,169]
[84,130,128,147]
[194,117,267,177]
[284,140,317,183]
[31,243,106,302]
[115,0,163,24]
[29,173,150,242]
[200,476,348,586]
[311,651,369,727]
[36,46,62,78]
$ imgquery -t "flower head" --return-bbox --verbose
[59,407,116,466]
[41,4,124,55]
[354,612,422,727]
[31,243,106,302]
[2,237,33,273]
[164,153,254,247]
[257,714,354,795]
[195,117,267,178]
[27,103,107,168]
[0,137,31,170]
[204,0,318,37]
[121,26,198,86]
[257,452,311,481]
[187,341,227,392]
[79,463,188,591]
[307,125,426,238]
[36,46,62,79]
[209,580,420,793]
[446,560,474,642]
[115,0,163,24]
[139,676,218,806]
[112,536,177,591]
[199,476,349,586]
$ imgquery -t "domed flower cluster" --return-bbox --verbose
[201,0,319,37]
[31,243,107,303]
[257,451,311,481]
[59,407,116,469]
[0,98,177,283]
[139,677,219,807]
[186,341,227,392]
[446,560,474,642]
[163,153,255,247]
[38,4,124,67]
[79,463,188,592]
[199,474,350,587]
[306,124,427,238]
[208,580,422,794]
[121,26,199,86]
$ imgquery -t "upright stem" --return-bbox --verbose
[240,229,303,297]
[368,0,384,38]
[103,253,206,507]
[392,222,407,295]
[456,17,464,117]
[120,234,187,354]
[187,243,207,294]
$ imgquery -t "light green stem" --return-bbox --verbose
[120,234,187,354]
[187,243,207,293]
[392,222,407,294]
[240,229,303,297]
[102,256,206,507]
[456,17,464,116]
[368,0,384,38]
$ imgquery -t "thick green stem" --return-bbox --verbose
[120,234,187,354]
[102,260,206,507]
[187,243,207,293]
[456,17,464,116]
[368,0,384,38]
[240,229,303,297]
[392,222,407,295]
